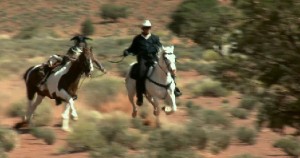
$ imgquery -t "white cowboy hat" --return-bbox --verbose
[142,20,152,27]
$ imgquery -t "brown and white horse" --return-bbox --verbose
[20,46,94,131]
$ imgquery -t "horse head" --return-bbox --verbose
[159,46,177,76]
[78,46,94,77]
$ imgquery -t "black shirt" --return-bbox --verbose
[127,34,162,60]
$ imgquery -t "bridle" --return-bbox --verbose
[158,52,175,76]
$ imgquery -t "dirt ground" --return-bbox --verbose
[0,71,291,158]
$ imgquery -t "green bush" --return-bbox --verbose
[230,108,249,119]
[186,124,207,149]
[115,129,145,150]
[202,50,221,61]
[185,101,202,117]
[0,146,7,158]
[131,118,150,132]
[67,119,105,152]
[147,127,196,157]
[154,148,198,158]
[83,77,123,109]
[0,126,18,152]
[231,153,262,158]
[31,127,56,145]
[90,142,127,158]
[13,26,39,39]
[209,130,231,150]
[100,4,129,22]
[7,100,25,117]
[81,18,95,36]
[31,102,53,126]
[199,109,231,128]
[239,96,258,110]
[235,127,257,145]
[273,137,300,156]
[188,78,229,97]
[97,113,130,143]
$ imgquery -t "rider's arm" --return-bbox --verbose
[126,35,139,56]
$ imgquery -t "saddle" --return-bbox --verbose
[130,63,139,80]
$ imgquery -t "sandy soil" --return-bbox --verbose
[0,71,292,158]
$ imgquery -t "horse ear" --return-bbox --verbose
[171,45,174,52]
[162,46,165,50]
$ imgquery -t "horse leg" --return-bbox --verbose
[57,90,74,132]
[149,97,160,128]
[126,78,138,118]
[163,92,177,115]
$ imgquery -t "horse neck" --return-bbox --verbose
[151,58,171,82]
[65,58,84,82]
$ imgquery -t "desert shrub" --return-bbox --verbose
[0,126,18,152]
[239,96,258,110]
[67,119,105,152]
[209,130,231,151]
[31,127,56,145]
[198,109,231,128]
[230,108,249,119]
[154,148,198,158]
[231,153,262,158]
[97,112,130,143]
[235,127,257,145]
[202,50,221,61]
[186,123,208,149]
[196,62,216,75]
[147,127,196,157]
[0,145,7,158]
[273,136,300,156]
[14,26,39,39]
[188,78,229,97]
[7,100,26,117]
[81,18,94,36]
[83,77,123,109]
[100,4,129,22]
[185,101,202,117]
[90,142,127,158]
[115,129,145,150]
[67,112,131,155]
[131,118,151,132]
[31,102,53,126]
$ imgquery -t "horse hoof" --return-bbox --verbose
[71,117,78,121]
[61,127,72,132]
[153,110,159,116]
[162,106,174,115]
[132,111,137,118]
[14,122,28,129]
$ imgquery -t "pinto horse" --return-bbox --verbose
[125,46,177,126]
[19,46,94,131]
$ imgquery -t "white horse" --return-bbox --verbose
[125,46,177,124]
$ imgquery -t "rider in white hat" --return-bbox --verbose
[123,20,181,106]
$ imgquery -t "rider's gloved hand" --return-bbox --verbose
[123,49,130,57]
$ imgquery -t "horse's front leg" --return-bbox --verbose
[58,90,75,132]
[163,89,177,115]
[148,96,160,128]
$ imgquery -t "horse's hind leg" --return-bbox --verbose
[25,94,44,125]
[126,78,138,118]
